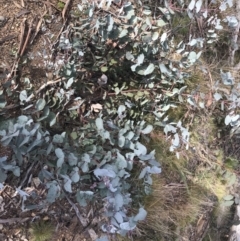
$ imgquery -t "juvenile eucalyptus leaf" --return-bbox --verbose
[119,29,128,38]
[76,190,94,207]
[115,193,124,210]
[48,112,57,126]
[188,0,196,10]
[53,133,64,143]
[17,115,28,125]
[126,52,134,60]
[94,168,116,178]
[46,142,53,155]
[116,152,127,169]
[19,90,28,102]
[214,92,222,101]
[149,166,161,174]
[57,157,64,168]
[107,15,114,32]
[139,167,148,179]
[117,105,126,119]
[134,207,147,221]
[70,167,80,182]
[61,174,72,193]
[134,142,147,156]
[118,135,125,148]
[152,32,159,41]
[120,222,136,231]
[82,153,90,163]
[137,54,144,65]
[160,32,167,42]
[223,200,234,206]
[223,194,234,201]
[0,169,7,182]
[35,99,46,111]
[81,162,89,173]
[96,117,104,130]
[141,125,153,134]
[46,181,60,203]
[225,115,232,125]
[68,153,78,166]
[66,77,74,89]
[195,0,202,13]
[12,167,20,177]
[139,63,155,75]
[114,212,123,224]
[221,70,235,85]
[55,148,64,159]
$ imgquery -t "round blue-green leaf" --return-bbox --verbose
[96,117,103,130]
[19,90,27,102]
[48,112,56,126]
[152,32,159,41]
[141,125,153,134]
[223,194,234,201]
[119,29,128,38]
[55,148,64,159]
[223,200,234,206]
[36,99,46,111]
[134,207,147,221]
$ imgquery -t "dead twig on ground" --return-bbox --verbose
[17,18,26,56]
[62,0,71,21]
[64,193,88,227]
[20,18,34,56]
[230,0,240,67]
[0,35,16,45]
[35,78,62,95]
[30,11,47,44]
[19,161,37,189]
[0,217,29,224]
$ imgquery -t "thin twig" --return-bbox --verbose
[35,78,62,95]
[20,18,34,56]
[230,0,240,66]
[17,18,26,55]
[0,217,29,224]
[65,194,87,227]
[19,161,36,189]
[30,11,47,44]
[62,0,71,21]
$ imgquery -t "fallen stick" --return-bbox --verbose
[0,217,29,224]
[230,0,240,66]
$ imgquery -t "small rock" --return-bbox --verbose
[0,16,5,22]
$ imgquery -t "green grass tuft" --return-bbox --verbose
[30,220,54,241]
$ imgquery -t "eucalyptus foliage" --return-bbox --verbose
[0,0,238,239]
[0,114,160,235]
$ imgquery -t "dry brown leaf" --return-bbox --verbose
[13,1,23,8]
[194,93,199,104]
[206,92,213,107]
[91,103,103,112]
[21,0,25,7]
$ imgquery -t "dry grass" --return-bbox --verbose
[125,129,215,241]
[129,108,234,241]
